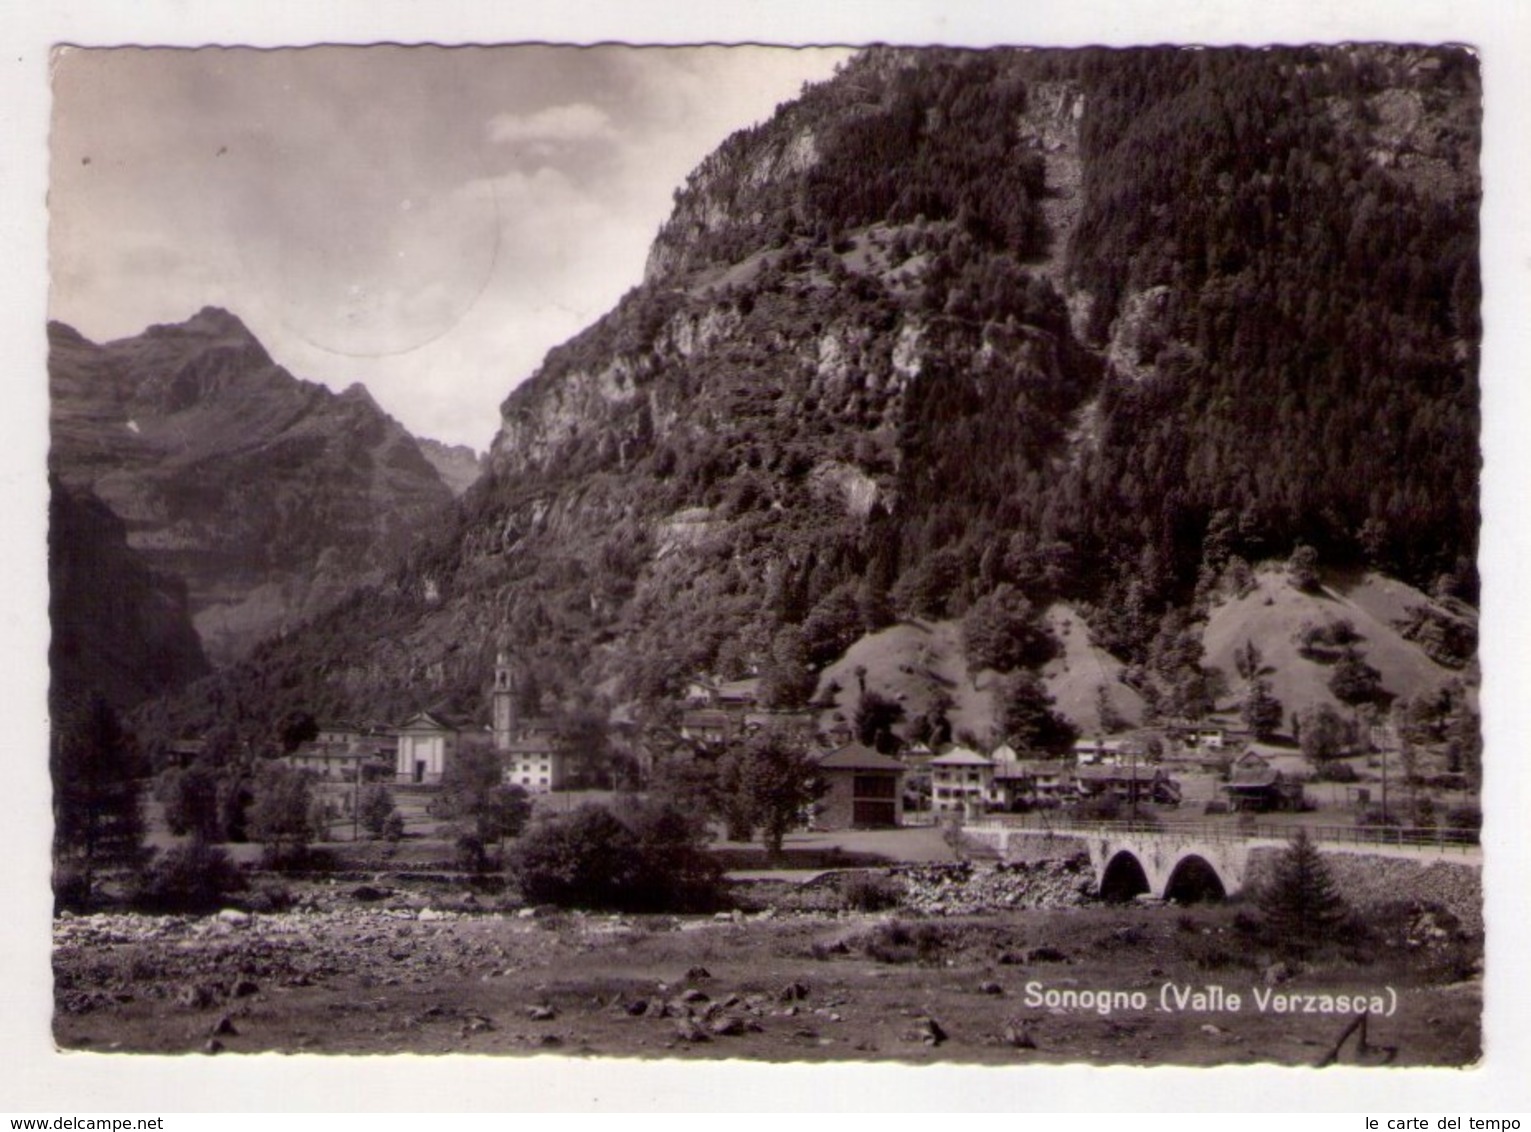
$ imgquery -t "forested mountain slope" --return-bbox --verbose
[49,476,210,714]
[134,46,1479,746]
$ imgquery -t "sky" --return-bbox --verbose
[48,45,852,451]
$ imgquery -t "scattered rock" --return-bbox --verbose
[624,999,649,1017]
[351,885,390,902]
[1026,946,1069,963]
[1003,1025,1037,1050]
[203,1039,224,1055]
[230,977,259,999]
[209,1014,238,1037]
[674,1018,711,1043]
[176,983,218,1010]
[979,981,1004,996]
[1200,1023,1223,1036]
[462,1015,496,1034]
[709,1014,747,1037]
[779,981,810,1002]
[216,909,250,927]
[685,965,712,980]
[916,1017,948,1046]
[679,988,709,1004]
[1263,962,1292,987]
[526,1004,557,1021]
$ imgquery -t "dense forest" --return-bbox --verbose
[129,44,1480,750]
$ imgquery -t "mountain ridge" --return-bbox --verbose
[128,45,1481,753]
[49,307,462,664]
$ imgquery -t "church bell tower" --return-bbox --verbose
[492,649,515,750]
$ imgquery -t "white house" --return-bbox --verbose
[929,747,995,816]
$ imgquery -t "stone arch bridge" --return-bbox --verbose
[1083,829,1271,902]
[964,823,1289,902]
[963,819,1480,902]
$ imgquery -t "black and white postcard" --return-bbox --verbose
[8,0,1531,1115]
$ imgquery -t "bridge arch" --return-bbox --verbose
[1162,854,1228,903]
[1099,850,1152,902]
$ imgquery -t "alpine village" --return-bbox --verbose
[49,45,1485,1065]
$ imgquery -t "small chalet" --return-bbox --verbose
[1222,750,1306,813]
[814,742,905,830]
[284,741,383,782]
[1168,721,1229,751]
[743,707,819,738]
[929,747,994,816]
[1076,765,1181,807]
[990,759,1072,810]
[1073,737,1127,766]
[394,711,461,785]
[679,707,743,746]
[683,677,761,709]
[166,739,206,768]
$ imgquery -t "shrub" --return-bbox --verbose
[358,784,398,838]
[862,919,946,964]
[1315,761,1358,783]
[53,864,93,915]
[136,843,247,913]
[840,872,904,912]
[1444,804,1482,835]
[511,802,724,913]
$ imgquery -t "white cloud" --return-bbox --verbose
[47,47,850,450]
[487,102,614,146]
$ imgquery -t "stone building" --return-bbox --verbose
[813,742,905,830]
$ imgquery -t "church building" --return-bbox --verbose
[493,650,566,793]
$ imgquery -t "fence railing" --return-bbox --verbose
[962,813,1480,853]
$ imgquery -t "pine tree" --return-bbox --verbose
[1257,829,1348,953]
[52,694,147,905]
[1241,678,1284,740]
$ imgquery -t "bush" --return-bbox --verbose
[1444,804,1482,833]
[840,872,904,912]
[511,802,724,913]
[861,919,947,964]
[136,843,247,913]
[358,784,398,839]
[1315,761,1359,783]
[53,863,93,915]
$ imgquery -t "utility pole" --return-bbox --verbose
[1129,741,1139,823]
[1379,739,1389,826]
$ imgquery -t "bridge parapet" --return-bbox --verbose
[962,819,1482,903]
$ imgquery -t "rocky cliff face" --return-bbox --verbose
[140,46,1479,742]
[49,476,210,712]
[49,308,457,664]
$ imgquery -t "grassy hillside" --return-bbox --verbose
[1040,605,1145,735]
[1201,568,1466,720]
